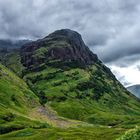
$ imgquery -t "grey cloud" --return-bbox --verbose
[0,0,140,65]
[94,25,140,65]
[0,0,137,38]
[137,65,140,71]
[109,68,131,86]
[106,54,140,67]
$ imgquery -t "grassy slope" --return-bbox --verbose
[0,64,39,112]
[0,62,136,140]
[0,127,126,140]
[0,63,126,140]
[0,49,23,76]
[24,61,140,127]
[0,64,50,134]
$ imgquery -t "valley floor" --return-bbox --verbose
[0,105,130,140]
[0,126,126,140]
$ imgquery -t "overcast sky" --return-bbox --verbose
[0,0,140,87]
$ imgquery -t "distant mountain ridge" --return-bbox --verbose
[0,39,31,75]
[127,84,140,98]
[0,39,30,49]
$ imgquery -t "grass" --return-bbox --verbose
[0,49,23,76]
[0,126,127,140]
[49,99,140,127]
[0,64,39,113]
[24,63,140,127]
[0,64,50,134]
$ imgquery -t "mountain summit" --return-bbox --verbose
[21,29,98,70]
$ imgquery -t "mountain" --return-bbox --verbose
[0,39,30,49]
[127,85,140,98]
[0,39,31,75]
[20,29,140,125]
[0,29,140,139]
[21,29,98,71]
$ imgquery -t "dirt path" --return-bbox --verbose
[29,105,80,128]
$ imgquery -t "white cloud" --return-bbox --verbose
[108,60,140,87]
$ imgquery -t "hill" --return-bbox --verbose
[0,64,51,134]
[0,39,30,75]
[0,64,126,140]
[0,39,30,49]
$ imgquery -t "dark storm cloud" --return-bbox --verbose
[106,54,140,67]
[0,0,140,65]
[94,26,140,64]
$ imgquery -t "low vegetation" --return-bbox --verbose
[0,127,126,140]
[117,127,140,140]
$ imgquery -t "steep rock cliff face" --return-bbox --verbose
[21,29,98,70]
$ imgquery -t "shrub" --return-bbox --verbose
[1,113,15,122]
[117,127,140,140]
[36,91,47,105]
[0,125,25,134]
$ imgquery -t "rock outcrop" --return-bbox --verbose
[21,29,98,70]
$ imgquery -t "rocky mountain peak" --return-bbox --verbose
[21,29,98,70]
[46,29,83,45]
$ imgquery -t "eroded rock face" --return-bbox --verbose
[21,29,98,70]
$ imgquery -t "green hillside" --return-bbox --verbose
[0,64,50,135]
[0,64,39,112]
[23,61,140,126]
[0,48,23,76]
[0,63,126,140]
[0,64,127,140]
